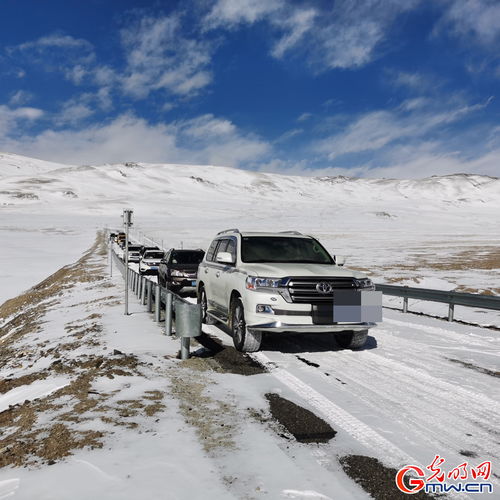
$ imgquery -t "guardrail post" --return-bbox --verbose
[165,292,173,336]
[448,303,454,322]
[175,302,202,360]
[135,273,140,295]
[403,296,408,314]
[140,277,145,303]
[142,278,148,306]
[147,281,153,312]
[181,338,190,360]
[154,284,161,322]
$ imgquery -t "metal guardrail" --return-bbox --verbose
[111,235,499,339]
[375,283,500,321]
[111,246,201,359]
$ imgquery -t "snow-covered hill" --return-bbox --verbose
[1,153,499,212]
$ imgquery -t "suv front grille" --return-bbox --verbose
[287,277,358,303]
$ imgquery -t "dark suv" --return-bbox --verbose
[158,249,205,292]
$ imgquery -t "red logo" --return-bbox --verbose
[396,456,493,495]
[396,465,426,494]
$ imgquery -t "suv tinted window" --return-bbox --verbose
[226,239,236,262]
[144,251,164,259]
[206,239,219,262]
[241,237,333,264]
[169,250,205,264]
[216,239,229,254]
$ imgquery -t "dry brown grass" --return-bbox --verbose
[0,231,170,468]
[169,369,237,454]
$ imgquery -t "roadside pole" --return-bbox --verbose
[123,209,133,315]
[109,239,113,277]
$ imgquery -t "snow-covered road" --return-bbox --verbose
[203,307,500,490]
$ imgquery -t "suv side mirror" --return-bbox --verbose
[216,251,235,264]
[335,255,347,266]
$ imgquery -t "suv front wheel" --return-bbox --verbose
[231,298,262,352]
[335,330,368,349]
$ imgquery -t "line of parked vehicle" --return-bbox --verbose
[109,228,383,353]
[109,232,204,293]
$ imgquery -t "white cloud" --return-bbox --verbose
[0,104,44,137]
[8,15,214,105]
[16,33,94,52]
[437,0,500,45]
[56,99,94,126]
[203,0,284,30]
[120,15,213,99]
[9,90,33,106]
[388,70,439,92]
[181,114,236,138]
[270,8,317,59]
[203,0,422,71]
[10,32,96,87]
[297,112,313,122]
[14,107,44,120]
[1,112,270,168]
[316,97,491,159]
[398,97,432,111]
[65,64,88,85]
[275,128,303,144]
[93,66,116,87]
[262,146,500,179]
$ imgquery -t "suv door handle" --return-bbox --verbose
[204,268,208,274]
[216,271,220,278]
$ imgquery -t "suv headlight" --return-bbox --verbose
[246,276,284,290]
[354,278,375,290]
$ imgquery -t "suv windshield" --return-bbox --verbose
[143,251,164,259]
[241,237,333,264]
[170,251,205,265]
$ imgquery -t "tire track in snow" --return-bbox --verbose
[305,349,499,462]
[252,352,419,469]
[383,318,500,354]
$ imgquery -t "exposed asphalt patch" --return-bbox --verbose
[265,393,336,443]
[459,449,478,458]
[340,455,436,500]
[295,355,320,368]
[448,358,499,378]
[189,332,266,376]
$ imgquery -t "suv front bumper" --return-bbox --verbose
[247,322,376,334]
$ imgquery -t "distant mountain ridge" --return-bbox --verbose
[1,152,499,213]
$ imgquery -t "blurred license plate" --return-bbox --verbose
[333,291,382,322]
[191,280,197,286]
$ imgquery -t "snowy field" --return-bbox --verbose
[1,153,499,499]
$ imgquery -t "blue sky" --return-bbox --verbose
[1,0,499,178]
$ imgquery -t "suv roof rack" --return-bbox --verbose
[279,231,303,235]
[217,228,240,235]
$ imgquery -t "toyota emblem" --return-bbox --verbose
[316,282,333,294]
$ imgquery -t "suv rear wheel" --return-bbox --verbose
[335,330,368,349]
[231,298,262,352]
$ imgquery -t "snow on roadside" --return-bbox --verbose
[0,233,371,499]
[0,378,70,413]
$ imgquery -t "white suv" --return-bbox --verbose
[197,229,382,352]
